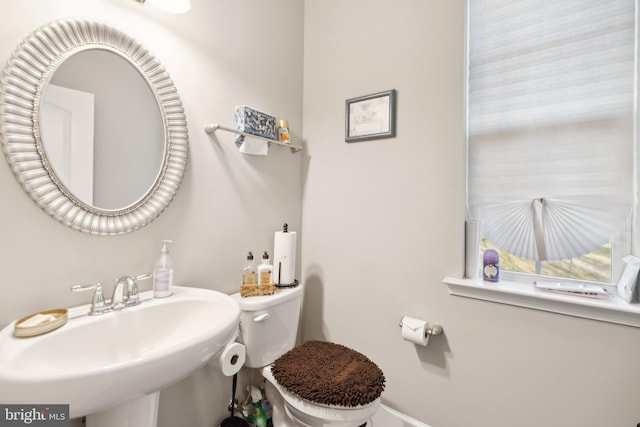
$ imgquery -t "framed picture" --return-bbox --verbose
[345,89,396,142]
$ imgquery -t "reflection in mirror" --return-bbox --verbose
[42,50,164,211]
[0,18,188,235]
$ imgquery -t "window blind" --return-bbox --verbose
[467,0,635,261]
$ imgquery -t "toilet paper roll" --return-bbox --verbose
[273,230,297,285]
[465,220,481,279]
[214,342,246,376]
[401,316,429,346]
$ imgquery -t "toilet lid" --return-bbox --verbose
[271,340,385,407]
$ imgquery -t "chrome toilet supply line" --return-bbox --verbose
[398,318,444,337]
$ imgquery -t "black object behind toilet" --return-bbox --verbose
[220,373,249,427]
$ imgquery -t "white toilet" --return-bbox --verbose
[231,284,383,427]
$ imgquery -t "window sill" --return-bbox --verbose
[443,276,640,328]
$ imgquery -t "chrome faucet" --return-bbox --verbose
[112,273,152,309]
[73,273,152,315]
[71,283,110,316]
[111,277,130,311]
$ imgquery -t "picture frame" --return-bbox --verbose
[345,89,396,142]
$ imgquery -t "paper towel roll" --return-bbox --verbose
[214,342,246,376]
[465,220,481,279]
[401,316,429,346]
[273,228,297,285]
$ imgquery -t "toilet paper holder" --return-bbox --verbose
[398,318,444,337]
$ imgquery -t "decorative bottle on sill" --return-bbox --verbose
[483,249,499,282]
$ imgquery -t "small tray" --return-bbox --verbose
[13,308,68,338]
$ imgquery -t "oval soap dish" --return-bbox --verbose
[13,308,68,338]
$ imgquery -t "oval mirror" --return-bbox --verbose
[0,19,188,235]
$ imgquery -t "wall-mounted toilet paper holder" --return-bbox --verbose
[398,318,444,337]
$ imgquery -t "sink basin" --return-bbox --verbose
[0,286,240,420]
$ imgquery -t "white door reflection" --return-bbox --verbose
[42,84,95,205]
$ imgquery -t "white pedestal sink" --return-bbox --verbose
[0,286,240,426]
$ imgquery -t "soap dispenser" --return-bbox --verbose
[242,251,257,285]
[153,240,174,298]
[258,251,273,285]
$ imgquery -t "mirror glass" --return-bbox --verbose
[0,19,188,235]
[41,50,164,210]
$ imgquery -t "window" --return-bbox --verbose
[466,0,636,284]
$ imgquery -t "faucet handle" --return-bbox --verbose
[71,282,110,315]
[136,273,152,282]
[122,274,151,308]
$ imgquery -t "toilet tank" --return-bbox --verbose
[231,285,303,368]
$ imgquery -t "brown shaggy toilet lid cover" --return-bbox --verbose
[271,340,385,407]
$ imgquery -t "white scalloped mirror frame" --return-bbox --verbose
[0,18,188,235]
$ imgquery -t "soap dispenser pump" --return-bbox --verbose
[153,240,174,298]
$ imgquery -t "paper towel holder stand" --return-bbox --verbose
[204,123,303,153]
[398,318,444,337]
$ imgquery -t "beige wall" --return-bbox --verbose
[3,1,640,426]
[0,1,303,426]
[301,1,640,426]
